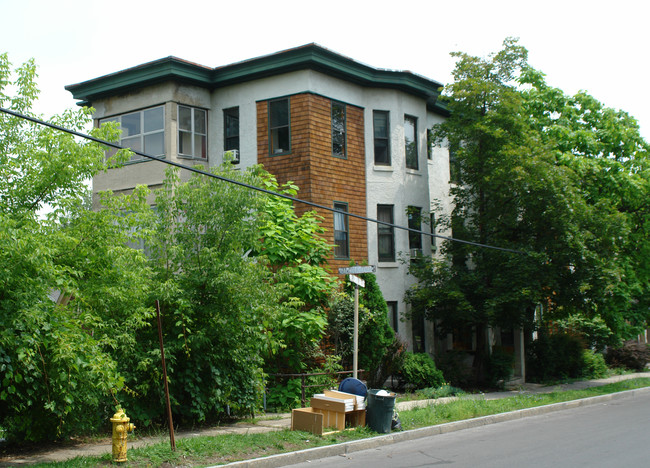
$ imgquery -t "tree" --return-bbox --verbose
[406,38,650,383]
[253,175,339,374]
[0,53,152,441]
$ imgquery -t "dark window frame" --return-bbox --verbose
[408,206,422,253]
[404,114,418,170]
[377,204,395,262]
[333,201,350,259]
[331,101,347,159]
[223,106,240,163]
[373,110,390,166]
[387,301,399,332]
[268,98,291,156]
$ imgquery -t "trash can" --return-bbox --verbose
[366,389,396,433]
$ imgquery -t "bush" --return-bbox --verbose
[527,330,585,381]
[486,347,514,388]
[417,384,465,399]
[435,350,474,388]
[581,349,609,379]
[399,353,445,390]
[605,341,650,371]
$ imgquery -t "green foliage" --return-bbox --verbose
[434,350,474,388]
[416,384,465,400]
[0,54,152,441]
[605,341,650,371]
[581,349,609,379]
[399,353,445,390]
[328,282,396,387]
[119,165,281,424]
[555,314,616,352]
[408,37,650,380]
[253,175,338,374]
[526,331,586,381]
[265,379,302,411]
[486,347,515,388]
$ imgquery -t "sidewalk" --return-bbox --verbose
[1,373,647,466]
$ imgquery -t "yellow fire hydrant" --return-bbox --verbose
[111,408,135,462]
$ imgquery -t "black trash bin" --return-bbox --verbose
[366,389,396,433]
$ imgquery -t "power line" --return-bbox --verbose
[0,106,525,255]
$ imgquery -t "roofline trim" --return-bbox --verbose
[66,44,444,104]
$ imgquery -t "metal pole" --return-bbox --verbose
[156,300,176,452]
[353,284,359,380]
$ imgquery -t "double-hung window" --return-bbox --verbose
[178,105,207,159]
[332,101,346,158]
[224,107,240,163]
[269,98,290,155]
[377,204,395,262]
[333,202,349,259]
[404,115,418,170]
[100,106,164,162]
[373,110,390,165]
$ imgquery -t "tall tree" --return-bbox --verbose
[406,38,650,382]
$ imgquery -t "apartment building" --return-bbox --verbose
[66,43,453,353]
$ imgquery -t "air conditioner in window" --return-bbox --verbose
[410,248,423,258]
[223,149,239,164]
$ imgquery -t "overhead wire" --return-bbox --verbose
[0,106,526,255]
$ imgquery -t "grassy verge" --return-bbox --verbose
[28,378,650,467]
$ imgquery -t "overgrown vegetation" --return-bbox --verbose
[406,37,650,385]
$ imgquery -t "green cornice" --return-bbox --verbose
[66,44,444,105]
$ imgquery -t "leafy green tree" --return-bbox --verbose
[253,175,338,374]
[328,273,396,387]
[0,53,152,441]
[118,165,283,424]
[407,38,650,383]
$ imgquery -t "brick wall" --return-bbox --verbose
[257,93,368,268]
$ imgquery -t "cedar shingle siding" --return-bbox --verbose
[258,93,367,267]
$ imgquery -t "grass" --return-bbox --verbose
[19,377,650,467]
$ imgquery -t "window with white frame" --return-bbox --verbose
[333,201,349,259]
[178,105,207,159]
[100,106,164,162]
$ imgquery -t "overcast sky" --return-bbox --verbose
[2,0,648,140]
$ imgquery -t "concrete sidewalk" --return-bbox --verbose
[1,373,647,466]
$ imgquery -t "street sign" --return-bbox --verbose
[338,265,376,275]
[348,274,365,288]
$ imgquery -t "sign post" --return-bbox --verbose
[339,266,376,379]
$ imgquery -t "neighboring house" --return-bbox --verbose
[65,43,454,354]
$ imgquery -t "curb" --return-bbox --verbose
[218,386,650,467]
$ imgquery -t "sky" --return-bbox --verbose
[1,0,648,140]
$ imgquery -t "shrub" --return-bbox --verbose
[581,349,608,379]
[417,384,465,399]
[399,353,445,390]
[435,350,474,388]
[527,330,585,381]
[605,341,650,371]
[486,346,514,388]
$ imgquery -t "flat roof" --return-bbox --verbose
[66,43,446,113]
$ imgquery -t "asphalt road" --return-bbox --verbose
[286,390,650,467]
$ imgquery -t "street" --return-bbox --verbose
[287,391,650,467]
